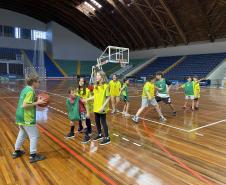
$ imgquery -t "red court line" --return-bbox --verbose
[141,111,214,185]
[2,99,117,185]
[37,125,117,185]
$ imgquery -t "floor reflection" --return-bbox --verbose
[108,154,163,185]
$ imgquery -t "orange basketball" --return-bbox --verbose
[37,93,50,107]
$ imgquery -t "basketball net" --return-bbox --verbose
[119,59,127,68]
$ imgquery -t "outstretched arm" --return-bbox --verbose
[85,96,94,102]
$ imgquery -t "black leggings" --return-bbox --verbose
[95,113,109,138]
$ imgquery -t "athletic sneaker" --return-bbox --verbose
[122,111,125,115]
[172,112,177,116]
[12,150,25,159]
[160,116,167,122]
[65,132,75,139]
[100,137,111,145]
[81,135,91,144]
[93,134,103,141]
[132,116,139,123]
[29,154,45,163]
[111,109,115,114]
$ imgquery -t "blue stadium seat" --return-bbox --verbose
[0,47,21,60]
[24,50,63,77]
[136,56,181,77]
[165,53,226,80]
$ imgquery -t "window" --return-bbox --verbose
[21,28,31,39]
[0,24,47,40]
[31,30,47,40]
[4,26,14,37]
[0,25,3,36]
[15,27,21,39]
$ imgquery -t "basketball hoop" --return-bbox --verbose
[90,46,129,84]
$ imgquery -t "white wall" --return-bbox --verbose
[0,8,47,50]
[0,8,46,30]
[49,22,102,60]
[0,37,35,50]
[130,40,226,59]
[0,9,102,60]
[207,60,226,80]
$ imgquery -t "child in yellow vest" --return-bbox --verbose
[76,77,92,136]
[193,76,204,110]
[132,75,166,123]
[86,71,111,145]
[109,74,121,113]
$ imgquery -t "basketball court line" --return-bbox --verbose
[2,87,143,147]
[38,93,212,184]
[189,118,226,132]
[36,89,205,135]
[1,98,118,185]
[114,110,197,134]
[47,105,142,147]
[141,111,214,185]
[143,111,214,185]
[1,83,221,184]
[2,86,208,136]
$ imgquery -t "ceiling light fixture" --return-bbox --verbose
[90,0,102,9]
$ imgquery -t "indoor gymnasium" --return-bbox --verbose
[1,0,226,185]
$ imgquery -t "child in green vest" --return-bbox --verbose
[12,74,47,163]
[132,75,166,123]
[120,78,130,117]
[178,76,195,111]
[65,87,91,143]
[155,71,176,116]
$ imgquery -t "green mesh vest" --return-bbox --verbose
[16,86,36,126]
[155,78,167,94]
[66,96,81,121]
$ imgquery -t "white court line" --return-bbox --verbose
[189,118,226,132]
[129,95,141,98]
[115,110,191,133]
[133,142,142,147]
[38,89,203,135]
[38,89,67,98]
[122,137,130,141]
[195,133,204,136]
[47,105,143,147]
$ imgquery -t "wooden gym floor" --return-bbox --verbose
[0,79,226,185]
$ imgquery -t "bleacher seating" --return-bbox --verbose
[24,50,63,77]
[165,53,226,80]
[80,61,96,76]
[136,56,181,77]
[2,47,226,79]
[130,58,148,67]
[55,60,77,77]
[0,47,21,60]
